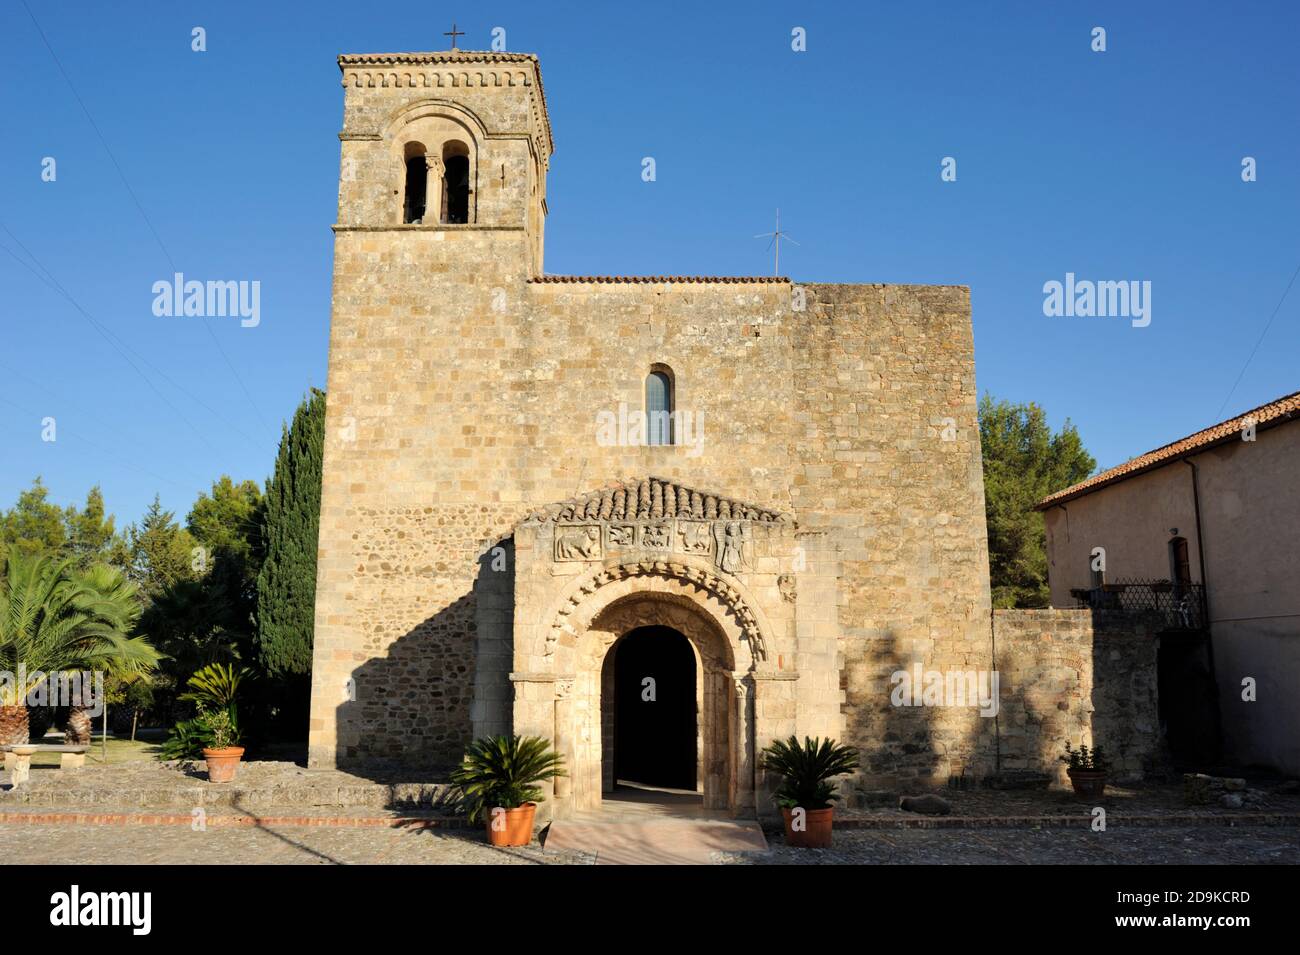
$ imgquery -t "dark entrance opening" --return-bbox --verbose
[1157,631,1222,768]
[613,626,696,791]
[442,154,470,224]
[402,155,427,224]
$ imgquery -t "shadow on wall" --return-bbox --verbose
[334,589,479,781]
[840,628,946,797]
[988,608,1169,786]
[1088,610,1173,779]
[842,615,1097,795]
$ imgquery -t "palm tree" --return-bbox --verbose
[0,553,159,745]
[63,563,158,744]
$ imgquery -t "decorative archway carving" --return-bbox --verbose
[541,558,771,666]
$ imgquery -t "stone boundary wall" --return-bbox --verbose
[991,609,1162,784]
[837,608,1162,801]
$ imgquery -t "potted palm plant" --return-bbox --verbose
[160,663,251,782]
[1060,741,1108,799]
[761,735,860,848]
[451,735,566,847]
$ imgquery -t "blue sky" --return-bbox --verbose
[2,0,1297,527]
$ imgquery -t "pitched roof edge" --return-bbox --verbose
[1035,390,1300,510]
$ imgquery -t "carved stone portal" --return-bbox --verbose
[678,520,712,556]
[641,522,672,550]
[606,523,635,549]
[714,521,752,574]
[555,525,601,561]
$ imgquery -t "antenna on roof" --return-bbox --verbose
[754,208,797,277]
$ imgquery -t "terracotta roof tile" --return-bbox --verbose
[1036,389,1300,509]
[529,275,790,284]
[524,476,788,524]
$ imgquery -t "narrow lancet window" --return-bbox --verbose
[403,152,427,224]
[646,368,674,446]
[442,142,471,224]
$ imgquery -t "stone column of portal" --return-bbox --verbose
[751,670,798,821]
[732,675,754,813]
[424,155,444,224]
[553,678,573,800]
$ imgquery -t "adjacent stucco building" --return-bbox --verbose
[1038,391,1300,776]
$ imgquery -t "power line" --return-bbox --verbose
[1216,257,1300,420]
[0,394,193,493]
[0,221,266,453]
[19,0,272,432]
[0,234,221,455]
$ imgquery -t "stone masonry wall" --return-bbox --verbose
[990,609,1162,784]
[308,52,994,777]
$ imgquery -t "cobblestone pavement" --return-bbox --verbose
[715,827,1300,865]
[5,760,1298,820]
[0,760,456,810]
[841,779,1299,821]
[1,821,1295,865]
[0,822,594,865]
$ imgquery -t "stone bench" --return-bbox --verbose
[2,744,90,782]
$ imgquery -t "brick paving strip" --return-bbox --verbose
[2,809,1298,829]
[0,809,465,828]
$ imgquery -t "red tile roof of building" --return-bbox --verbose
[1036,389,1300,509]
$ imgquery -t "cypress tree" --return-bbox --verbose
[255,389,325,676]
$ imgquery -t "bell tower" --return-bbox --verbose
[335,50,552,274]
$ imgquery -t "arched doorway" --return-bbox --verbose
[608,626,698,793]
[516,558,777,819]
[581,592,740,812]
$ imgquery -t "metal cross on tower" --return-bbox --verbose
[444,22,464,49]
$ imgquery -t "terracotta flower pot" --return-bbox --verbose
[1067,768,1107,800]
[202,746,245,784]
[485,803,537,847]
[781,806,835,848]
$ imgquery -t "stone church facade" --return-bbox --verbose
[308,49,1158,818]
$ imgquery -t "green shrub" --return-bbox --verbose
[1060,742,1108,772]
[158,714,213,759]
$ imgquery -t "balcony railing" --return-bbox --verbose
[1069,577,1208,631]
